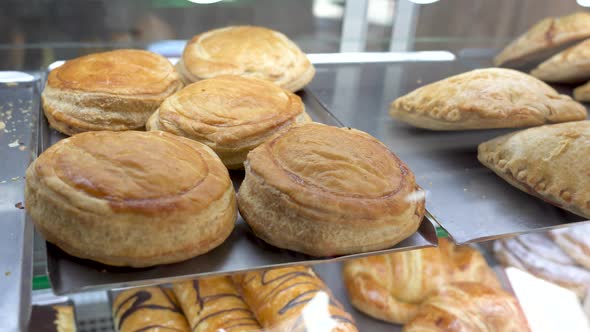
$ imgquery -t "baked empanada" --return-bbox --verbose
[531,39,590,83]
[495,12,590,67]
[389,68,586,130]
[478,121,590,219]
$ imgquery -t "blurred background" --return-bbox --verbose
[0,0,585,68]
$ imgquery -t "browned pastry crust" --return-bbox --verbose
[237,123,425,256]
[178,26,315,91]
[25,131,236,267]
[403,282,530,332]
[494,234,590,297]
[53,305,76,332]
[172,276,261,332]
[478,121,590,219]
[42,49,183,136]
[531,38,590,83]
[574,81,590,102]
[549,224,590,270]
[494,12,590,67]
[146,75,311,169]
[342,238,500,325]
[390,68,587,130]
[232,266,358,332]
[112,286,190,332]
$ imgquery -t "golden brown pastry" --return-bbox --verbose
[495,12,590,67]
[531,39,590,83]
[112,286,190,332]
[172,276,261,332]
[25,131,236,267]
[342,238,500,325]
[232,266,358,332]
[389,68,587,130]
[494,234,590,297]
[478,121,590,219]
[177,26,315,91]
[53,305,76,332]
[30,304,77,332]
[146,75,311,169]
[237,123,425,256]
[403,282,530,332]
[42,49,182,136]
[550,225,590,270]
[574,81,590,102]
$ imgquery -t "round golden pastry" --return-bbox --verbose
[177,26,315,91]
[146,75,311,169]
[25,131,236,267]
[237,123,426,256]
[42,49,183,136]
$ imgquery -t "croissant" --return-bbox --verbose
[172,276,261,332]
[112,286,190,332]
[342,238,500,324]
[403,282,530,332]
[232,266,358,332]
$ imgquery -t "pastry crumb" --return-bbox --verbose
[4,271,10,276]
[18,145,26,151]
[10,176,19,181]
[14,202,24,209]
[0,121,4,130]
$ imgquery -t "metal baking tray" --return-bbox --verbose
[307,58,590,244]
[39,86,437,295]
[0,72,40,331]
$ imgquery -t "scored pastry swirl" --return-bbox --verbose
[147,75,311,169]
[42,49,182,135]
[25,131,236,267]
[238,123,425,256]
[178,26,315,91]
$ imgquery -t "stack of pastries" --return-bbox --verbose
[342,238,531,331]
[26,25,425,268]
[388,12,590,221]
[112,265,359,332]
[495,12,590,102]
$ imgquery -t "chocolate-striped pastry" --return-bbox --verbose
[112,286,190,332]
[29,304,76,332]
[172,276,261,332]
[233,266,358,332]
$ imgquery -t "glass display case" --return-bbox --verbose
[2,0,590,331]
